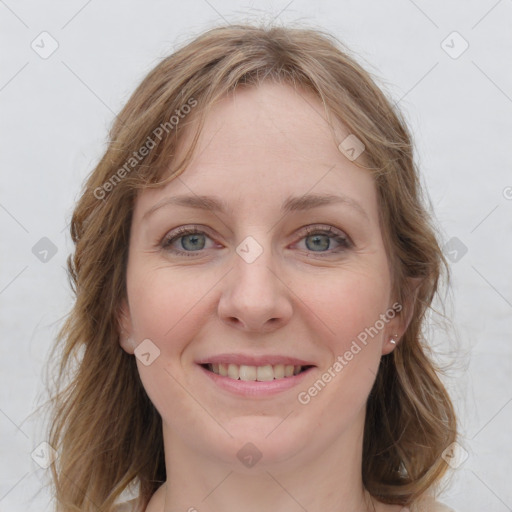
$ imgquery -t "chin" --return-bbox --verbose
[219,416,314,468]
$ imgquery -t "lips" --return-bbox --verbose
[195,354,316,382]
[196,354,315,367]
[204,362,312,381]
[198,360,315,397]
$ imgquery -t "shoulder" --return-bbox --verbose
[409,495,457,512]
[112,498,141,512]
[113,495,457,512]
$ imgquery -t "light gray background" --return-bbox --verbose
[1,1,511,511]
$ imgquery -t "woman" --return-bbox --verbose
[46,24,458,512]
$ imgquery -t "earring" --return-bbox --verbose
[121,336,136,351]
[390,334,398,345]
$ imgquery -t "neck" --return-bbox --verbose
[147,414,375,512]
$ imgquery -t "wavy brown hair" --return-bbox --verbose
[44,23,457,511]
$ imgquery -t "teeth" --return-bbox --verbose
[227,364,239,379]
[256,365,274,381]
[274,364,285,379]
[240,365,257,381]
[207,363,304,381]
[219,363,228,376]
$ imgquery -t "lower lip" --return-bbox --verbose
[198,364,315,398]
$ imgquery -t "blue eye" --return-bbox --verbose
[178,232,206,251]
[161,224,351,257]
[161,226,214,257]
[297,226,351,256]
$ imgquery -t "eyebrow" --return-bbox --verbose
[142,192,369,221]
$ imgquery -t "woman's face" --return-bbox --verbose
[119,82,402,471]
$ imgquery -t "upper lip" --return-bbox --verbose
[196,354,316,367]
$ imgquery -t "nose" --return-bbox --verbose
[217,242,293,333]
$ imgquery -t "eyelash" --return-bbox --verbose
[160,224,352,258]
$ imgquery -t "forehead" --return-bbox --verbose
[181,82,356,169]
[134,82,378,223]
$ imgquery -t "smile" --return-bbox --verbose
[198,361,316,398]
[202,363,313,381]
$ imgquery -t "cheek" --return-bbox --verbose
[126,263,217,347]
[304,264,391,347]
[295,270,390,411]
[126,265,216,427]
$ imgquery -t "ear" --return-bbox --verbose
[381,277,422,355]
[117,298,135,355]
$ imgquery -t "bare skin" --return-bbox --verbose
[119,82,413,512]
